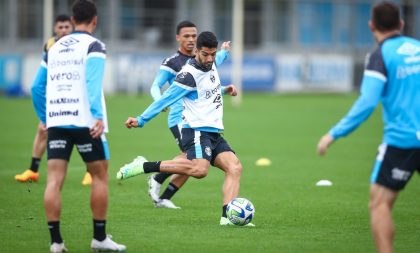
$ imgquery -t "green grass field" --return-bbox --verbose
[0,94,419,253]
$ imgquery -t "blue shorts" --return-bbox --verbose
[181,128,235,166]
[47,127,109,162]
[370,144,420,191]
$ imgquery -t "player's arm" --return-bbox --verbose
[31,57,48,125]
[215,41,231,67]
[126,82,192,128]
[150,67,176,101]
[86,41,106,138]
[126,72,196,128]
[317,70,385,155]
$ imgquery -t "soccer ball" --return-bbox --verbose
[226,197,255,226]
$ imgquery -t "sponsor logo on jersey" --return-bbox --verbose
[58,48,75,53]
[205,84,221,99]
[49,58,84,69]
[50,71,80,81]
[49,98,80,105]
[60,37,80,47]
[49,110,79,118]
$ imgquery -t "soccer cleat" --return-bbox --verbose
[81,172,92,185]
[15,169,39,182]
[50,242,68,253]
[148,175,161,203]
[219,217,255,227]
[116,156,148,180]
[155,199,181,209]
[91,235,126,252]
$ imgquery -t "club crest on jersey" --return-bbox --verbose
[205,146,212,156]
[178,72,187,79]
[210,74,215,83]
[60,37,80,47]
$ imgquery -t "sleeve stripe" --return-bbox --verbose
[173,81,196,91]
[364,70,387,82]
[160,65,177,75]
[87,52,106,59]
[41,60,47,68]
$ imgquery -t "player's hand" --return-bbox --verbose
[317,133,334,156]
[125,117,139,128]
[224,84,237,96]
[38,122,47,132]
[90,120,104,138]
[221,41,231,52]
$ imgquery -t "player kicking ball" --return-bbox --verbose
[117,31,254,226]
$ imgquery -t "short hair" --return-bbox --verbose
[372,1,401,32]
[72,0,97,25]
[176,20,196,35]
[55,14,71,23]
[196,31,218,49]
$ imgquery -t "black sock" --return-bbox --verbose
[30,157,41,173]
[222,205,227,218]
[47,221,63,244]
[154,172,172,184]
[160,183,179,200]
[143,161,161,173]
[93,219,106,241]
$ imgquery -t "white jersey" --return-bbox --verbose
[45,32,108,132]
[175,59,224,130]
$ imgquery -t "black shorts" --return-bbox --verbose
[370,144,420,191]
[169,124,185,152]
[47,127,109,162]
[181,128,234,166]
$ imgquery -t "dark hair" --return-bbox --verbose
[72,0,97,24]
[196,31,218,49]
[372,1,401,32]
[176,20,196,35]
[55,14,71,23]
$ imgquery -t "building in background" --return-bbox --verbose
[0,0,419,94]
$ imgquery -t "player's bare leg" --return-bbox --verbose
[87,160,108,220]
[213,151,242,205]
[369,184,398,253]
[117,156,210,180]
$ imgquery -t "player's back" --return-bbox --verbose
[379,35,420,147]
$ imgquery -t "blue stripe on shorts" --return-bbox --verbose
[194,131,202,159]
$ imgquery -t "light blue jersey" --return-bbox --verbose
[330,35,420,148]
[150,49,229,128]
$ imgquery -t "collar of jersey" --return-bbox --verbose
[71,30,93,35]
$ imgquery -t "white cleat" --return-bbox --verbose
[91,235,126,252]
[148,175,161,203]
[155,199,181,209]
[219,217,255,227]
[50,242,68,253]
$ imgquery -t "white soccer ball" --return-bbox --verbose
[226,197,255,226]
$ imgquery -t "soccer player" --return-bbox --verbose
[147,20,231,209]
[15,14,92,186]
[317,2,420,252]
[31,1,125,252]
[117,31,254,226]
